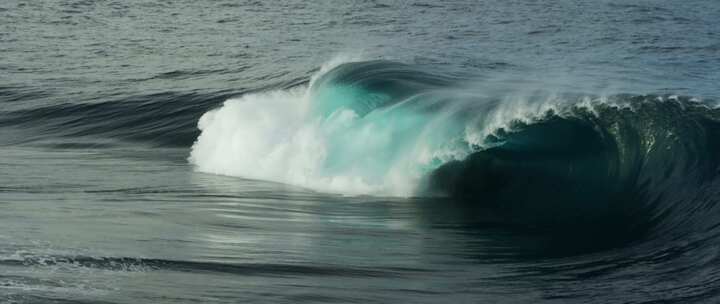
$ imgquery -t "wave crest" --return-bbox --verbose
[189,60,720,241]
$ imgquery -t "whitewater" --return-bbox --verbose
[3,0,720,303]
[190,58,586,196]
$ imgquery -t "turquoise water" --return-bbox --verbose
[2,1,720,303]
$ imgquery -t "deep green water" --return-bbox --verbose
[2,0,720,303]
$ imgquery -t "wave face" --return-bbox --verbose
[190,59,720,240]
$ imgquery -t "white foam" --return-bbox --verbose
[189,55,409,196]
[188,58,621,197]
[188,82,430,196]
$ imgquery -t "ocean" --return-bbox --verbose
[2,0,720,303]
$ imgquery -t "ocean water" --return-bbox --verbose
[2,0,720,303]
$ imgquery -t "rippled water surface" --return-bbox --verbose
[2,0,720,303]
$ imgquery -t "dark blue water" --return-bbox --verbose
[2,1,720,303]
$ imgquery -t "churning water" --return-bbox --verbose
[2,0,720,303]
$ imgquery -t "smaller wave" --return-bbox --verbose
[0,254,407,277]
[0,90,236,146]
[0,85,54,104]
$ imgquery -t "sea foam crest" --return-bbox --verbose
[189,56,424,195]
[188,57,632,196]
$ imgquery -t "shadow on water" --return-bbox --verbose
[410,197,649,260]
[416,102,720,259]
[414,117,651,258]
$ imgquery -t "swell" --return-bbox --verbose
[0,90,235,146]
[0,75,307,147]
[187,59,720,252]
[5,59,720,247]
